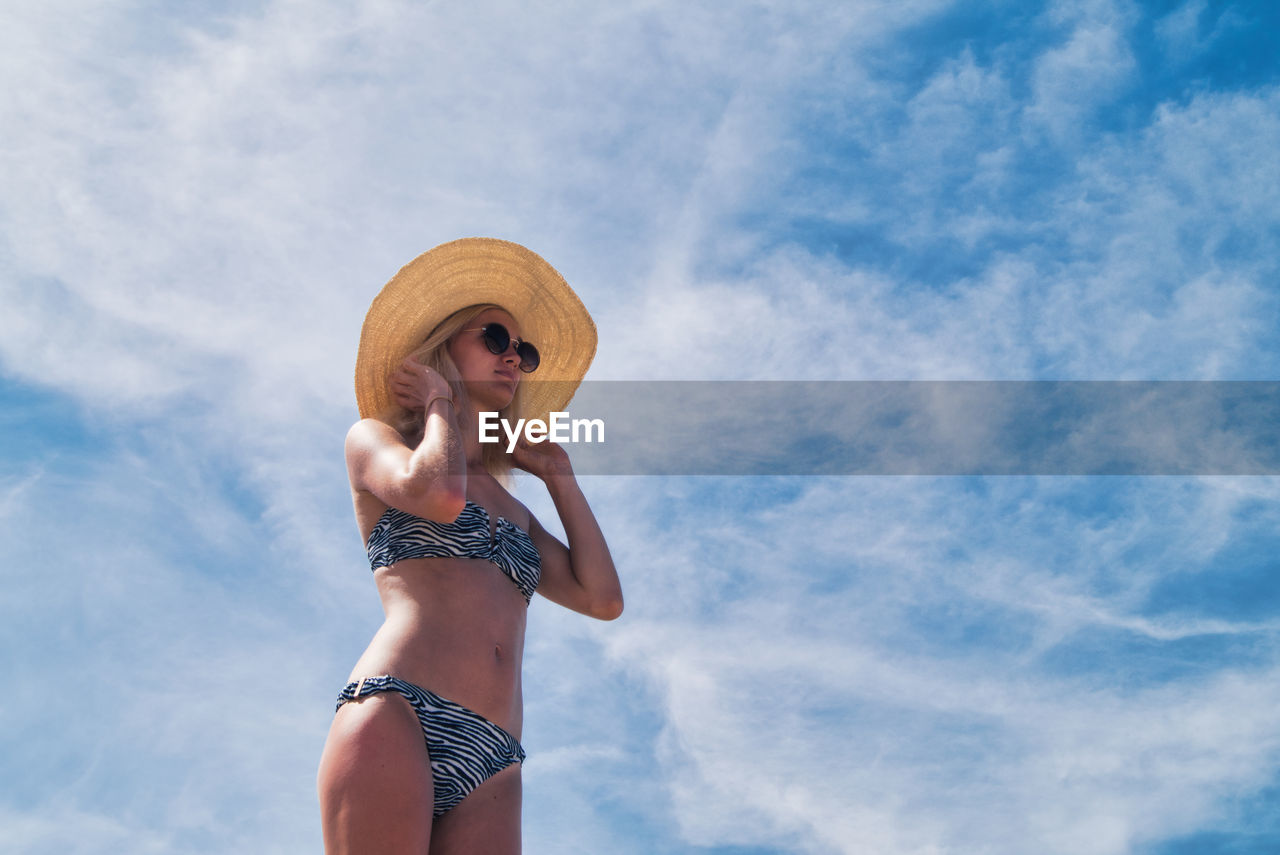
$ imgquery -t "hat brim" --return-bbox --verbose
[355,238,597,423]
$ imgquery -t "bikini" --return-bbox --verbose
[365,500,541,603]
[335,499,542,816]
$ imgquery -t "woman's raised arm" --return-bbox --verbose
[345,361,467,522]
[514,438,622,620]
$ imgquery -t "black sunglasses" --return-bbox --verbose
[463,323,540,373]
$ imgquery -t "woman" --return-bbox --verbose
[318,238,622,854]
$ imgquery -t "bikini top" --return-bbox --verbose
[365,500,541,604]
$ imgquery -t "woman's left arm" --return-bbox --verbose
[514,439,623,621]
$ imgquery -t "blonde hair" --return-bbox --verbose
[378,303,525,482]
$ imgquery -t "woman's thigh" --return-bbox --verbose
[430,763,522,855]
[318,694,433,854]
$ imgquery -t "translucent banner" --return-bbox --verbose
[495,381,1280,475]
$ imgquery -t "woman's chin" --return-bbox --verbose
[465,381,517,412]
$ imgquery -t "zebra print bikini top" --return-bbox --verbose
[366,501,541,603]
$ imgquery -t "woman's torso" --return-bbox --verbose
[346,482,535,737]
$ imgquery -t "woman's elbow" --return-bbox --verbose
[428,488,468,522]
[403,481,467,522]
[590,592,624,621]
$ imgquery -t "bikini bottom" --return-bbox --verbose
[335,675,525,816]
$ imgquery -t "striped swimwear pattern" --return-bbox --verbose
[366,501,541,603]
[336,676,526,816]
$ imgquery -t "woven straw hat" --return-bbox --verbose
[355,237,597,423]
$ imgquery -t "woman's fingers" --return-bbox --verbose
[391,361,451,405]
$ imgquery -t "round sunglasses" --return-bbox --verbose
[462,323,540,373]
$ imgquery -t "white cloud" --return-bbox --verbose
[5,1,1280,853]
[0,459,336,852]
[591,476,1280,854]
[0,464,43,519]
[1155,0,1209,61]
[0,804,174,855]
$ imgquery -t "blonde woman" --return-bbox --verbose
[318,239,622,854]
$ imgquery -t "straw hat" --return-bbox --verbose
[355,237,597,423]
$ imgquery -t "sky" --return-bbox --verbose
[2,0,1280,853]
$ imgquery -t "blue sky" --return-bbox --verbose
[3,1,1279,853]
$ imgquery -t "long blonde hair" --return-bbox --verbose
[378,303,525,481]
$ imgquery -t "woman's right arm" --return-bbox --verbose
[344,361,467,522]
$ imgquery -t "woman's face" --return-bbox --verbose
[447,307,528,410]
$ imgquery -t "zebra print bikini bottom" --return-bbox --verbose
[335,675,526,816]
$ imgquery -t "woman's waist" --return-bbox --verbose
[372,610,524,664]
[352,609,525,732]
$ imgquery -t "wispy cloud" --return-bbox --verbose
[587,476,1280,854]
[4,0,1280,853]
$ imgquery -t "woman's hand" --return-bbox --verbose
[390,359,452,412]
[511,436,574,481]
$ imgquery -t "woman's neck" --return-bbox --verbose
[458,402,487,467]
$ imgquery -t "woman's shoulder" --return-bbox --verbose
[344,418,410,490]
[345,417,407,455]
[347,416,398,440]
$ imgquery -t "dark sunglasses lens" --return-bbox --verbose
[482,323,538,372]
[515,342,540,373]
[481,324,510,354]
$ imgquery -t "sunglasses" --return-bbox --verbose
[462,323,540,373]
